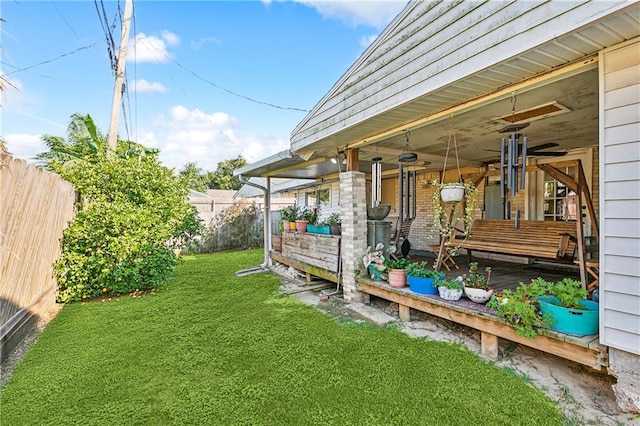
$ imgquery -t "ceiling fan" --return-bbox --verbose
[486,139,567,158]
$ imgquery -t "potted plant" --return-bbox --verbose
[431,180,478,247]
[405,261,444,294]
[487,278,552,338]
[325,212,342,235]
[280,205,297,232]
[362,243,395,281]
[537,277,599,335]
[437,277,464,301]
[462,261,493,303]
[295,207,317,233]
[384,256,408,288]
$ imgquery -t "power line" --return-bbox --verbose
[5,41,103,75]
[137,37,310,113]
[51,1,80,39]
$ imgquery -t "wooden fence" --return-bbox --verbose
[0,154,75,359]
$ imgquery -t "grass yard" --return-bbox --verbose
[1,250,563,425]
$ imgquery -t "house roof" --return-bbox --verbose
[244,1,639,180]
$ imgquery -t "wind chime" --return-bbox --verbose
[397,130,417,221]
[371,155,382,208]
[498,94,530,225]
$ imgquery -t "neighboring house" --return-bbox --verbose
[234,1,640,412]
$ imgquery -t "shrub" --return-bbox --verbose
[54,156,202,302]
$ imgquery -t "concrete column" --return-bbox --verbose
[340,171,368,303]
[609,348,640,413]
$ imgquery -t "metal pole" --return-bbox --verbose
[107,0,133,155]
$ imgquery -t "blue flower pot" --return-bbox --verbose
[407,275,439,294]
[538,296,599,335]
[368,265,385,281]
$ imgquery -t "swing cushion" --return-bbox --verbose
[451,220,577,260]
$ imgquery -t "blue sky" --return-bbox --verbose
[2,0,407,171]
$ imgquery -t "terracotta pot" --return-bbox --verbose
[271,235,282,252]
[282,220,291,232]
[295,220,308,232]
[388,269,406,287]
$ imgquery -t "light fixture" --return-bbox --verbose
[398,130,417,163]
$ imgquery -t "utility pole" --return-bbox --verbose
[107,0,133,155]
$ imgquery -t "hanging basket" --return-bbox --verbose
[440,184,465,203]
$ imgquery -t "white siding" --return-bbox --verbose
[599,38,640,355]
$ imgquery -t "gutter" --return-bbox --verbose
[237,174,272,268]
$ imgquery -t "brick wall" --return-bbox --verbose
[339,171,368,302]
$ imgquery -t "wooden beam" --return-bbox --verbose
[270,252,339,283]
[399,304,411,321]
[481,332,499,360]
[346,148,359,172]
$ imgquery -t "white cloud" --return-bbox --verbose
[128,31,180,63]
[131,79,167,93]
[292,0,406,29]
[3,133,45,160]
[191,36,222,50]
[141,106,288,171]
[359,34,378,49]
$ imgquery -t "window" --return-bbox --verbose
[543,169,577,221]
[306,188,330,207]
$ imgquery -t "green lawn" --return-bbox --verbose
[1,250,562,425]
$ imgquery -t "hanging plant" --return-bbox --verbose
[431,114,479,252]
[432,180,478,241]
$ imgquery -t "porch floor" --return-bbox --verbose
[356,255,605,371]
[409,252,583,293]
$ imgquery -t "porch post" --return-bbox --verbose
[340,171,368,303]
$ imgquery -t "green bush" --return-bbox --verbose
[54,155,202,302]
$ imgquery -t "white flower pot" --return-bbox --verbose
[440,185,465,203]
[464,286,494,303]
[438,286,463,301]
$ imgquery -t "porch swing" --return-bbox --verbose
[439,153,599,290]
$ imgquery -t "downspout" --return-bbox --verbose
[237,174,272,268]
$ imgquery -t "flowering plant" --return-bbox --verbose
[362,243,397,273]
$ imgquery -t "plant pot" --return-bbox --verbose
[367,204,391,220]
[407,275,439,295]
[295,220,308,232]
[282,220,291,232]
[438,286,463,301]
[271,235,282,252]
[307,224,330,235]
[464,286,493,303]
[440,185,465,203]
[538,296,599,335]
[290,221,297,231]
[368,265,386,281]
[330,223,342,235]
[388,269,406,288]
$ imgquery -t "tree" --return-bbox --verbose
[178,161,208,192]
[35,113,158,171]
[207,155,248,190]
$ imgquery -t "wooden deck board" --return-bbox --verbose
[357,278,607,371]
